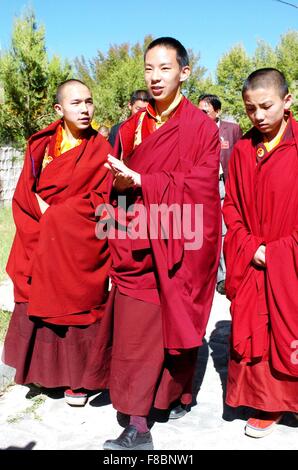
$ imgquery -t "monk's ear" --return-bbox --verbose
[284,93,293,111]
[179,66,190,83]
[54,103,63,117]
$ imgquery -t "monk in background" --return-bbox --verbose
[198,94,242,296]
[223,68,298,438]
[97,37,221,450]
[3,79,111,406]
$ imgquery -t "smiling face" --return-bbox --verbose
[243,86,292,140]
[144,45,190,113]
[54,82,94,138]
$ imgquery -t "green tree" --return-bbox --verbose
[75,37,153,126]
[0,9,71,148]
[276,31,298,117]
[216,45,252,131]
[253,40,278,69]
[181,50,207,103]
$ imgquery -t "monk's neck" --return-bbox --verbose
[62,122,85,143]
[263,117,288,144]
[154,89,182,116]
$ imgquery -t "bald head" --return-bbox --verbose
[56,79,90,104]
[242,68,289,99]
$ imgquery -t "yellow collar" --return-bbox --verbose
[60,127,82,154]
[149,93,183,127]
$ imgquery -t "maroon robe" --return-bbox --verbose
[6,120,111,325]
[111,97,221,349]
[3,120,111,389]
[223,114,298,412]
[87,97,221,414]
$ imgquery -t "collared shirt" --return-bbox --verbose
[60,127,82,154]
[42,125,82,170]
[133,93,183,148]
[147,93,183,128]
[256,117,293,162]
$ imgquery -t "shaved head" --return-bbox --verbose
[242,68,289,99]
[56,79,90,104]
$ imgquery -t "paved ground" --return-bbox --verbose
[0,283,297,451]
[0,278,14,312]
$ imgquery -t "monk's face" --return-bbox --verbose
[129,99,148,116]
[243,86,292,140]
[144,46,190,109]
[198,100,220,122]
[54,83,94,135]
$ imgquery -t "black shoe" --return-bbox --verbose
[216,280,226,295]
[169,404,190,420]
[103,425,154,450]
[117,411,155,429]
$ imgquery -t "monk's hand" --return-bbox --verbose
[104,161,135,192]
[253,245,266,267]
[113,172,135,192]
[35,193,49,214]
[107,154,141,187]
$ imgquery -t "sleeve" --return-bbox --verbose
[223,147,264,300]
[141,121,221,271]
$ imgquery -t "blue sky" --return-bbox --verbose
[0,0,297,75]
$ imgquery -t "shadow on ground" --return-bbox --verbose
[209,320,298,429]
[0,440,36,450]
[209,320,254,422]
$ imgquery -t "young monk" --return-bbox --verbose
[96,37,221,450]
[3,79,111,406]
[223,68,298,438]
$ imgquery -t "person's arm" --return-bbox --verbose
[223,146,265,299]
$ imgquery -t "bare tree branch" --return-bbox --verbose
[274,0,298,8]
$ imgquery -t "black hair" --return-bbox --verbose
[56,79,89,104]
[144,37,189,68]
[242,68,289,98]
[198,94,222,111]
[130,89,151,105]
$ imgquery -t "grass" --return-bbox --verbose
[0,309,11,342]
[0,206,15,342]
[0,206,15,282]
[7,393,46,424]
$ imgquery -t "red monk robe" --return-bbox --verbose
[3,120,111,389]
[223,113,298,412]
[87,97,221,414]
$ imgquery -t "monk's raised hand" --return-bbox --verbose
[104,162,117,177]
[107,154,141,187]
[113,173,135,192]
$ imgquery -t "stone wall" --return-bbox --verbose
[0,147,23,207]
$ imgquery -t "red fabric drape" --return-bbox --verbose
[7,120,111,325]
[110,98,221,349]
[223,114,298,376]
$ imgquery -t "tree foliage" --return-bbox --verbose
[276,31,298,116]
[0,7,297,144]
[181,50,207,103]
[216,45,252,131]
[75,36,153,125]
[0,9,71,147]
